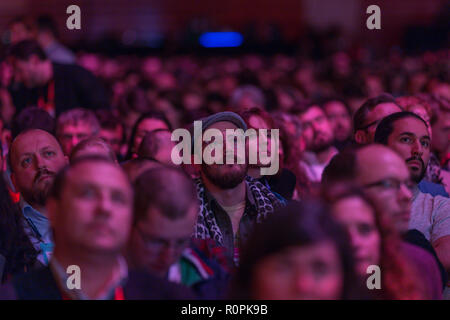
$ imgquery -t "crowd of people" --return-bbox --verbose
[0,15,449,300]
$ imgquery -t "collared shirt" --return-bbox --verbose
[299,147,338,183]
[49,256,128,300]
[20,200,53,265]
[202,182,259,265]
[410,185,450,244]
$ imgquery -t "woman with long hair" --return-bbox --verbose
[229,200,361,300]
[324,184,430,299]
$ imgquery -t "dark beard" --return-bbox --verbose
[406,156,426,184]
[202,164,248,189]
[28,169,55,207]
[310,140,333,153]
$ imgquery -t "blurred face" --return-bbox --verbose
[299,106,334,153]
[153,131,176,165]
[324,101,351,142]
[100,125,123,156]
[360,103,401,143]
[10,22,32,44]
[49,162,133,254]
[252,242,343,300]
[201,121,248,189]
[386,117,431,183]
[129,204,198,277]
[356,147,413,233]
[431,109,450,155]
[247,115,276,167]
[133,118,169,154]
[58,122,97,155]
[332,196,381,276]
[11,130,68,208]
[13,57,43,88]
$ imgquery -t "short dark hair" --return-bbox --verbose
[35,15,58,38]
[353,93,400,132]
[137,129,171,160]
[8,40,47,61]
[322,146,359,188]
[133,166,197,224]
[11,107,55,139]
[374,111,429,145]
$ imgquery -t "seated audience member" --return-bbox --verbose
[128,167,230,299]
[323,145,447,289]
[137,129,176,166]
[56,108,100,156]
[396,95,450,191]
[429,95,450,169]
[125,111,172,160]
[353,94,402,145]
[34,15,76,65]
[0,156,194,299]
[374,112,448,200]
[8,129,68,265]
[70,137,117,163]
[373,112,450,276]
[0,175,37,282]
[323,98,353,151]
[96,109,125,161]
[192,112,283,266]
[240,107,296,200]
[325,185,441,299]
[295,102,338,184]
[7,40,108,116]
[230,200,361,300]
[11,107,55,139]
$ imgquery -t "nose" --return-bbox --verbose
[96,193,112,217]
[294,270,315,295]
[411,140,423,157]
[398,183,413,202]
[35,154,46,170]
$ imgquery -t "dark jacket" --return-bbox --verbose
[9,63,108,117]
[0,266,195,300]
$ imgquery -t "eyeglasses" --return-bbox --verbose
[136,227,190,252]
[363,178,415,191]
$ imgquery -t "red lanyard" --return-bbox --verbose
[37,80,55,114]
[61,286,125,300]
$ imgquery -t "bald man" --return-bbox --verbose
[9,129,68,265]
[323,144,448,293]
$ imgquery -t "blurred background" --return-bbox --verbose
[0,0,448,55]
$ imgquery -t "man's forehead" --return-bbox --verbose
[67,162,129,187]
[369,103,401,120]
[392,117,429,136]
[357,146,409,179]
[13,130,60,154]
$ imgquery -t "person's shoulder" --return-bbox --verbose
[125,269,196,300]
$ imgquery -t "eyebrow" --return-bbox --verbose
[399,132,430,140]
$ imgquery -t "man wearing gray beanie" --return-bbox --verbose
[191,111,283,266]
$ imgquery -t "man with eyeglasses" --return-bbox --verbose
[353,93,402,145]
[323,144,447,293]
[373,112,450,293]
[127,166,230,299]
[0,156,193,299]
